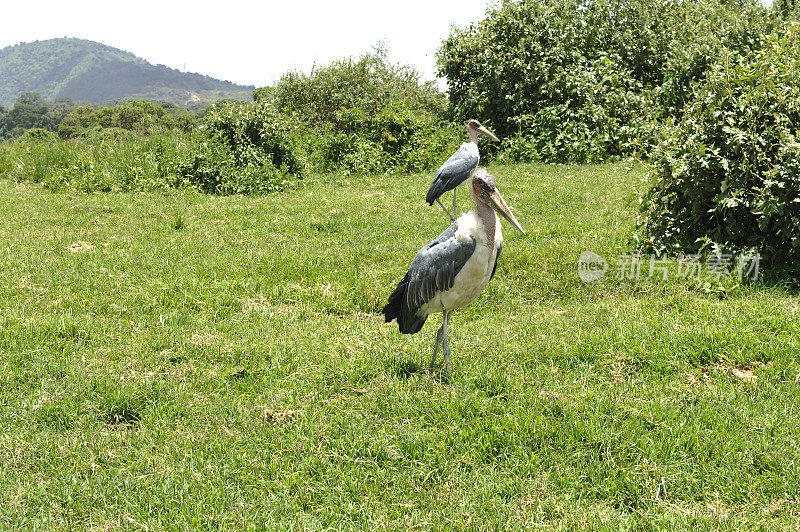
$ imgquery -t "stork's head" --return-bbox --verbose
[467,119,499,142]
[472,168,525,234]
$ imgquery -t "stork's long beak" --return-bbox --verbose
[477,125,500,142]
[488,190,525,235]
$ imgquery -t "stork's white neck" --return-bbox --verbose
[468,126,479,145]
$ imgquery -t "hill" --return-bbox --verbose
[0,38,254,107]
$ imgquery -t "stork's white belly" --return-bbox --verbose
[418,211,502,315]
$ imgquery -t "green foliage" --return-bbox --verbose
[58,100,193,139]
[177,101,305,194]
[438,0,771,163]
[252,86,272,102]
[0,93,63,139]
[270,49,458,175]
[310,102,461,175]
[638,24,800,275]
[273,48,446,125]
[0,94,195,142]
[654,0,774,118]
[774,0,800,20]
[181,50,459,183]
[2,50,458,193]
[17,128,58,143]
[0,132,189,192]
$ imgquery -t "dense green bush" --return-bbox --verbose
[272,48,446,125]
[309,102,461,175]
[654,0,774,118]
[0,93,79,139]
[638,24,800,274]
[438,0,771,163]
[58,100,194,139]
[269,49,459,175]
[176,101,306,194]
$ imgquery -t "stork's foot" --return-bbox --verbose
[429,370,451,384]
[423,365,451,383]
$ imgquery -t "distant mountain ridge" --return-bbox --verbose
[0,38,254,107]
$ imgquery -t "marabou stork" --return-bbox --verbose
[383,168,524,377]
[426,119,499,220]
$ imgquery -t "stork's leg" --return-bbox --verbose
[442,311,453,376]
[430,310,448,371]
[435,198,455,222]
[452,188,458,217]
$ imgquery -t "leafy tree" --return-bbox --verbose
[15,92,47,107]
[270,48,457,174]
[0,93,80,138]
[0,92,48,138]
[638,23,800,275]
[57,106,96,138]
[57,100,194,138]
[437,0,771,162]
[273,47,447,127]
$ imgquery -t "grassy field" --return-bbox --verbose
[1,162,799,530]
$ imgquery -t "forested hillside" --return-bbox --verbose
[0,38,254,107]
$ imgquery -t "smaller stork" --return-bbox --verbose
[384,168,524,377]
[426,119,499,221]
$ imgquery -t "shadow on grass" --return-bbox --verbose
[393,359,423,379]
[392,359,451,384]
[103,406,141,427]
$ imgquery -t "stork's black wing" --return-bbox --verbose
[382,221,477,334]
[425,144,479,205]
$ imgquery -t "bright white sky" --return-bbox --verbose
[2,0,494,90]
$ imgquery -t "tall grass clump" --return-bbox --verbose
[638,23,800,277]
[0,131,189,192]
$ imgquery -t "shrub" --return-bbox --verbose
[58,100,194,139]
[17,128,58,143]
[273,47,446,126]
[637,24,800,275]
[654,0,774,118]
[270,48,457,175]
[437,0,772,163]
[310,102,461,175]
[177,101,305,194]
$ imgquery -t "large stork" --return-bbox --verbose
[383,168,524,377]
[426,119,499,220]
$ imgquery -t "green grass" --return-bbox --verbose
[1,162,799,530]
[0,133,189,193]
